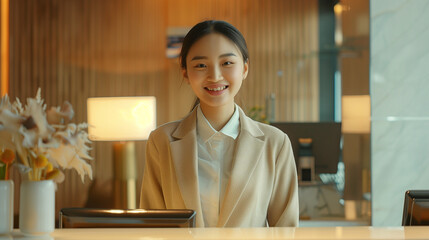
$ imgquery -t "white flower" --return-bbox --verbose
[47,101,74,125]
[47,123,93,183]
[22,97,55,143]
[0,95,25,132]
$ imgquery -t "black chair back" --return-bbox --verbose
[402,190,429,226]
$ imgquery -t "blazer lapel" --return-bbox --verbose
[170,109,205,227]
[218,107,265,226]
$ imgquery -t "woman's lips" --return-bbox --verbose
[205,85,228,96]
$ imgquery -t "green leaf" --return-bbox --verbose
[0,165,6,180]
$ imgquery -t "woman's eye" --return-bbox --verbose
[194,64,206,69]
[223,61,233,66]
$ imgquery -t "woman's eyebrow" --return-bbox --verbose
[190,53,237,61]
[191,56,207,61]
[220,53,237,58]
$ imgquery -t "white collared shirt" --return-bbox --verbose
[196,105,240,227]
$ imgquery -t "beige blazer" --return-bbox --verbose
[140,106,299,227]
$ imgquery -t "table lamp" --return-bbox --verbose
[87,96,156,209]
[342,95,371,134]
[341,95,371,219]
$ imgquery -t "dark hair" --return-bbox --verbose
[179,20,249,70]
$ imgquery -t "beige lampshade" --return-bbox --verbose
[87,97,156,141]
[342,95,371,134]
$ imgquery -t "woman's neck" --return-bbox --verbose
[200,103,235,131]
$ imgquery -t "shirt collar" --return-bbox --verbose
[197,104,240,142]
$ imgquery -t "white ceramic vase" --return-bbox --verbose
[19,180,55,236]
[0,180,14,234]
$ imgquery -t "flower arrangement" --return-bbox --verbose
[0,89,92,183]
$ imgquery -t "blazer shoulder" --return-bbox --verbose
[149,120,181,141]
[251,119,289,142]
[238,106,286,142]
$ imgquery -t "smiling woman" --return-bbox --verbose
[139,20,299,228]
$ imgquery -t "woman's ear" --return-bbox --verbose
[242,59,249,80]
[182,69,189,83]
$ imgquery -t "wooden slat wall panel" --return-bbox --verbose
[8,0,318,216]
[9,0,167,216]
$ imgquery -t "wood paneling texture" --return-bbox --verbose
[340,0,369,95]
[8,0,167,216]
[7,0,318,215]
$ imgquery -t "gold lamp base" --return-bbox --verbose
[113,141,137,209]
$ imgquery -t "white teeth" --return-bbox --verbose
[206,86,227,91]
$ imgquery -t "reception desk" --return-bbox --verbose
[5,227,429,239]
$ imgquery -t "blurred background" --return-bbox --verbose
[1,0,370,227]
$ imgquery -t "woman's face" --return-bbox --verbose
[184,33,248,111]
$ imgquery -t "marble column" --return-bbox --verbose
[370,0,429,226]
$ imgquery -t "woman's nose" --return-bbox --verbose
[208,66,223,81]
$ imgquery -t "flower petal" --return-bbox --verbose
[46,101,74,125]
[0,108,25,132]
[24,98,55,141]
